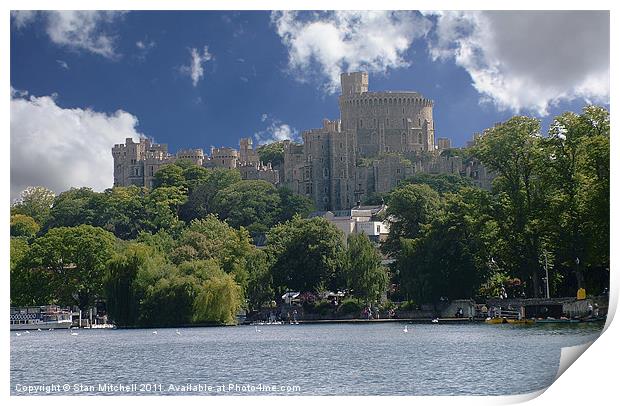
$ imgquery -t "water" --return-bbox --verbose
[10,322,603,396]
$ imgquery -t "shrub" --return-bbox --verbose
[338,298,362,315]
[398,300,417,311]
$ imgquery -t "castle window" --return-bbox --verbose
[339,142,343,148]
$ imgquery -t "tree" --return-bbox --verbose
[10,214,40,239]
[256,141,285,167]
[267,216,346,295]
[153,164,185,188]
[24,225,116,309]
[345,233,388,302]
[212,180,282,234]
[180,168,242,222]
[193,271,243,325]
[383,184,441,256]
[104,243,153,327]
[11,186,55,224]
[471,116,549,297]
[245,249,274,312]
[171,215,254,290]
[139,274,200,327]
[396,188,497,302]
[277,187,315,223]
[543,106,609,294]
[44,187,101,230]
[401,173,472,195]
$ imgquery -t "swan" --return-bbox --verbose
[152,331,158,335]
[175,330,181,336]
[432,318,439,323]
[403,325,408,333]
[15,332,21,336]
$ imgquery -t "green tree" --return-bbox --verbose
[44,187,101,230]
[171,215,254,291]
[212,180,282,234]
[267,216,346,294]
[543,106,609,294]
[153,164,185,188]
[180,168,242,222]
[193,271,243,325]
[256,141,285,167]
[396,188,497,302]
[400,172,473,195]
[277,187,315,223]
[384,184,441,256]
[24,225,116,309]
[471,116,549,297]
[104,243,153,327]
[10,214,40,239]
[11,186,55,224]
[245,249,274,312]
[345,233,388,302]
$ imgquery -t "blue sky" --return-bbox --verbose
[10,10,610,198]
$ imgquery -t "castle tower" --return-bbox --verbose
[340,72,368,96]
[338,71,435,156]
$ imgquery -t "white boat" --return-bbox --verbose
[10,306,73,331]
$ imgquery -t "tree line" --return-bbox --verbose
[10,106,609,325]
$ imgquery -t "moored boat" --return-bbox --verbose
[10,306,73,331]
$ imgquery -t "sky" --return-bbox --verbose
[9,10,610,200]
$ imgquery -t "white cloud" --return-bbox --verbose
[426,11,609,115]
[254,115,299,145]
[271,11,431,93]
[12,11,125,58]
[11,11,37,28]
[10,91,145,200]
[56,59,69,69]
[136,40,155,50]
[180,46,213,87]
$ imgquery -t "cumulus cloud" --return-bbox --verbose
[180,46,213,87]
[254,115,299,145]
[426,11,609,115]
[12,11,126,59]
[271,11,431,93]
[10,91,145,200]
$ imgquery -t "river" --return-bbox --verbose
[10,321,603,396]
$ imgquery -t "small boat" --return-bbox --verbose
[485,317,535,325]
[506,319,535,325]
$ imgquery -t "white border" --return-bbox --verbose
[3,1,616,406]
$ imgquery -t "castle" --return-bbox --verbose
[112,72,491,209]
[112,137,279,188]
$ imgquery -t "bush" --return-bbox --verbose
[398,300,417,311]
[338,298,362,315]
[379,300,395,312]
[313,300,332,316]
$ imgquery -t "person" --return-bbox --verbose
[458,308,464,318]
[292,309,298,323]
[594,303,600,318]
[587,303,593,318]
